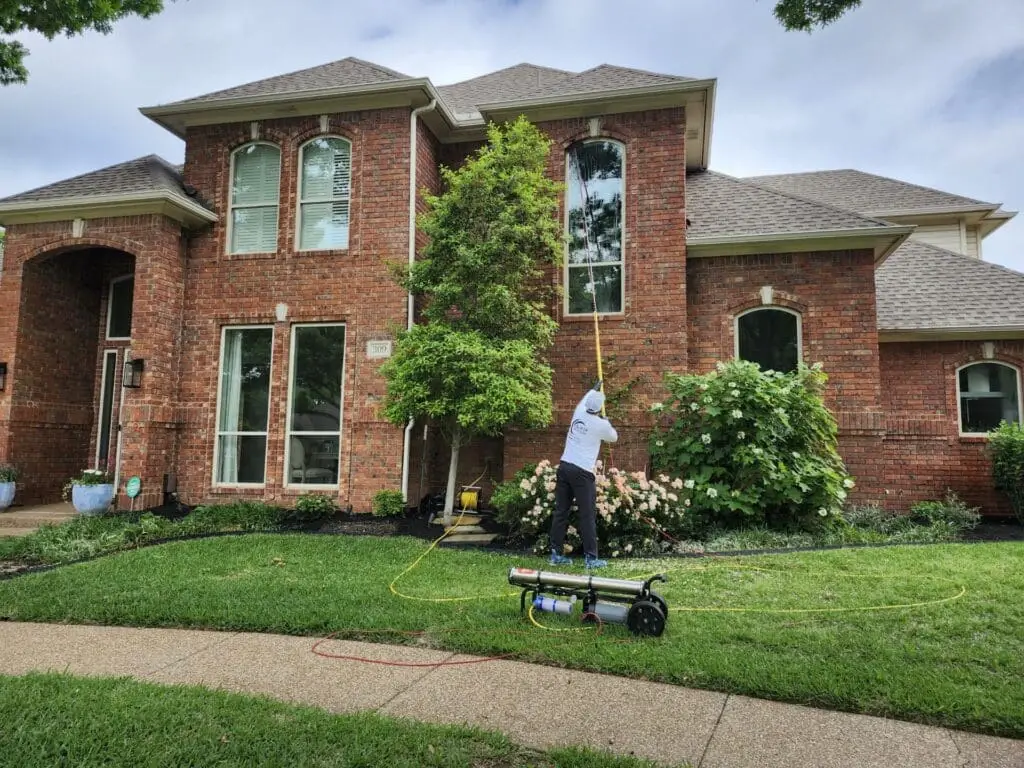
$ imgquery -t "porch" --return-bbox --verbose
[0,502,75,537]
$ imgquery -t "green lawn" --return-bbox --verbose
[0,672,657,767]
[1,534,1022,737]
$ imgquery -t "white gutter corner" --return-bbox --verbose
[401,98,437,506]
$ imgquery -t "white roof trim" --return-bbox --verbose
[0,190,217,228]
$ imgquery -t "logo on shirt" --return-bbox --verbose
[569,419,588,439]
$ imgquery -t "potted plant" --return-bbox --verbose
[63,469,115,516]
[0,463,17,512]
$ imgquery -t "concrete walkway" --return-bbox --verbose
[0,503,75,537]
[0,622,1020,767]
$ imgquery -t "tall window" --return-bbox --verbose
[286,324,346,486]
[298,137,351,251]
[736,308,801,373]
[214,326,273,484]
[957,362,1021,435]
[106,275,134,339]
[565,140,625,315]
[229,143,281,254]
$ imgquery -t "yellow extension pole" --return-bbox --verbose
[593,310,606,417]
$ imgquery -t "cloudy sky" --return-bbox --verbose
[2,0,1022,270]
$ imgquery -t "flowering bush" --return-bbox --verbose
[61,468,114,502]
[492,460,696,556]
[648,360,853,531]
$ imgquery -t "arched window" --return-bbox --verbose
[297,136,352,251]
[735,307,801,373]
[565,139,625,315]
[957,362,1021,435]
[228,143,281,255]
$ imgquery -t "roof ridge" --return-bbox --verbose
[841,168,993,208]
[700,170,898,230]
[438,62,574,88]
[344,56,412,80]
[589,62,693,80]
[0,155,158,203]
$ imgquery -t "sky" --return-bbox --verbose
[1,0,1022,270]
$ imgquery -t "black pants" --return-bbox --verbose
[550,462,599,558]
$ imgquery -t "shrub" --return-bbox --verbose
[0,512,175,566]
[911,492,980,533]
[0,464,18,483]
[371,490,406,518]
[492,460,695,557]
[176,501,283,535]
[293,493,337,522]
[649,360,853,531]
[491,463,537,539]
[990,420,1024,523]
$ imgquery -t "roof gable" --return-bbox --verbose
[513,64,697,102]
[437,63,574,118]
[0,155,191,205]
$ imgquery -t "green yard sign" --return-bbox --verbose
[125,476,141,499]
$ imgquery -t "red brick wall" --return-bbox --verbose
[880,340,1024,515]
[176,109,413,512]
[686,249,886,505]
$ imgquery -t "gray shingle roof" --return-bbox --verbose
[159,57,412,107]
[503,64,698,102]
[437,63,575,119]
[745,169,995,215]
[0,155,199,206]
[685,170,895,239]
[876,240,1024,331]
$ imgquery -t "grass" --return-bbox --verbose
[0,672,658,767]
[1,534,1022,738]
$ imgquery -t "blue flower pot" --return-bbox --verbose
[0,482,14,512]
[72,483,114,516]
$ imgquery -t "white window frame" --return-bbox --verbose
[563,138,626,317]
[226,141,281,256]
[733,306,803,370]
[212,324,275,488]
[105,274,134,341]
[955,361,1022,437]
[283,322,347,490]
[296,135,352,252]
[94,349,119,468]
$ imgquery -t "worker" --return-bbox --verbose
[550,381,618,570]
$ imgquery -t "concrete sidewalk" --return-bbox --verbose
[0,622,1020,767]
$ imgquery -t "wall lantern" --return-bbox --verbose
[0,363,7,391]
[123,358,144,389]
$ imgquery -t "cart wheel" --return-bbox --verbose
[627,600,666,637]
[647,591,668,618]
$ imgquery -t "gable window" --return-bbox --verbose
[735,307,801,373]
[214,326,273,485]
[298,137,351,251]
[229,143,281,255]
[106,275,134,340]
[565,140,625,315]
[957,362,1021,435]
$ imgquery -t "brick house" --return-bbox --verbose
[0,58,1020,515]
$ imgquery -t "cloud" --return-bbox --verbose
[1,0,1021,270]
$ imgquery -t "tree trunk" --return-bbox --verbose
[443,423,463,528]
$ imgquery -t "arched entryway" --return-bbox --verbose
[6,245,136,504]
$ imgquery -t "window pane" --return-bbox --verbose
[299,200,350,250]
[568,265,622,314]
[959,363,1020,433]
[290,325,346,432]
[301,138,351,201]
[216,436,267,484]
[288,435,339,486]
[738,310,799,373]
[108,277,134,338]
[231,206,279,254]
[566,141,623,267]
[218,328,273,434]
[232,144,281,207]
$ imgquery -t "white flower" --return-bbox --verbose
[655,440,664,447]
[699,383,710,392]
[836,490,847,501]
[703,396,713,404]
[521,516,530,522]
[625,543,633,553]
[547,492,555,501]
[612,551,621,558]
[817,508,828,517]
[684,479,695,489]
[690,402,699,412]
[792,451,801,459]
[774,407,786,418]
[667,493,678,502]
[685,498,692,507]
[659,475,669,484]
[671,478,684,490]
[701,434,712,445]
[737,431,745,440]
[843,478,856,489]
[650,402,664,412]
[731,409,743,419]
[707,488,718,498]
[639,503,649,512]
[520,479,531,491]
[730,389,740,397]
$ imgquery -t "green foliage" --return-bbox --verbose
[773,0,862,31]
[0,463,18,483]
[61,468,114,502]
[371,490,406,518]
[1,0,168,85]
[989,421,1024,523]
[0,512,174,565]
[911,493,981,531]
[405,116,563,349]
[649,361,853,531]
[294,493,338,522]
[175,502,283,535]
[381,323,553,438]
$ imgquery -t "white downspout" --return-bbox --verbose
[401,98,437,505]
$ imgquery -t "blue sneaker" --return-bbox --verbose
[585,555,608,570]
[549,550,573,566]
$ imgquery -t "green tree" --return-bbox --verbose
[2,0,168,85]
[772,0,863,31]
[384,117,563,525]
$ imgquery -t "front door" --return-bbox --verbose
[96,350,118,471]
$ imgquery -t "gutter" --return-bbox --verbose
[687,224,916,248]
[401,98,438,506]
[0,190,218,227]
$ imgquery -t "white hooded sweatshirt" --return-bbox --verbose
[560,389,618,474]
